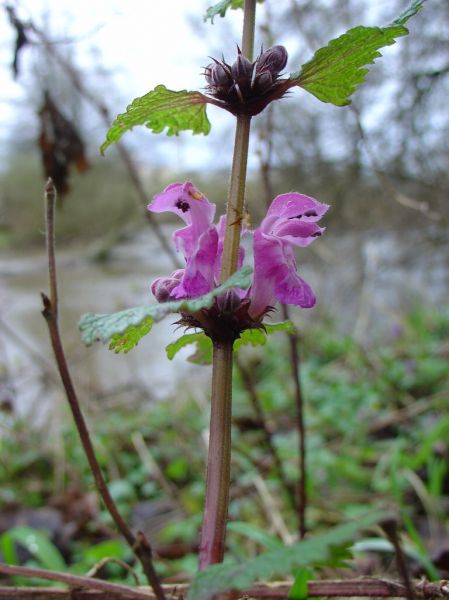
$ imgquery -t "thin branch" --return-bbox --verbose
[381,519,416,600]
[246,579,449,599]
[351,105,441,222]
[85,557,140,586]
[40,180,165,600]
[281,305,307,539]
[0,564,150,599]
[1,576,449,600]
[235,356,297,511]
[252,474,295,545]
[28,20,181,269]
[254,22,308,533]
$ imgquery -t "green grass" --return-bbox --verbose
[0,307,447,583]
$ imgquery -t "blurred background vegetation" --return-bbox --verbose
[0,0,448,590]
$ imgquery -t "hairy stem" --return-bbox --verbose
[219,113,252,283]
[235,356,297,510]
[198,0,257,571]
[282,305,307,538]
[41,180,165,600]
[199,341,234,569]
[219,0,256,283]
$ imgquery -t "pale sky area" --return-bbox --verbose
[0,1,411,170]
[0,0,247,168]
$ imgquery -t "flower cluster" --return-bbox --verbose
[204,46,289,116]
[149,182,328,341]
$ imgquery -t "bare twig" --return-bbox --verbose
[235,356,297,511]
[40,180,165,600]
[281,305,307,539]
[247,579,449,599]
[131,431,182,506]
[253,474,295,545]
[0,563,150,599]
[28,20,180,269]
[255,73,308,536]
[381,519,416,600]
[85,557,140,586]
[351,105,441,222]
[254,26,308,533]
[1,574,449,600]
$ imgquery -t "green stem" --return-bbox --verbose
[220,114,252,283]
[199,0,257,570]
[241,0,257,60]
[199,341,234,569]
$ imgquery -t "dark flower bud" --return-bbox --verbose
[151,270,184,303]
[204,45,290,117]
[231,53,253,83]
[205,62,231,87]
[256,45,288,76]
[253,71,273,94]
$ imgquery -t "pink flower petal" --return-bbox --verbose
[267,192,329,222]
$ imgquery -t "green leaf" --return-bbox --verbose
[265,321,296,335]
[166,320,294,364]
[5,526,66,572]
[188,511,383,600]
[204,0,264,23]
[288,568,312,600]
[79,266,253,348]
[233,321,294,351]
[233,327,267,351]
[166,332,213,364]
[290,0,424,106]
[0,532,18,565]
[227,521,283,551]
[109,315,153,354]
[101,85,211,152]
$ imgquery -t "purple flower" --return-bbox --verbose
[247,193,329,319]
[149,181,215,258]
[148,182,227,300]
[148,183,328,332]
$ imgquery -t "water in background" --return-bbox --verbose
[1,225,448,422]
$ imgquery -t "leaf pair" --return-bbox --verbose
[166,321,295,364]
[101,0,424,151]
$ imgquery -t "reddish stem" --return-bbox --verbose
[199,340,234,569]
[41,180,165,600]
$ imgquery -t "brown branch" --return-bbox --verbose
[254,40,308,535]
[40,180,165,600]
[281,305,307,539]
[2,577,449,600]
[351,105,441,223]
[29,21,181,269]
[246,579,449,599]
[235,356,297,511]
[381,519,415,600]
[85,558,140,586]
[0,564,150,599]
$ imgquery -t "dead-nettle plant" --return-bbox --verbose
[78,0,425,597]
